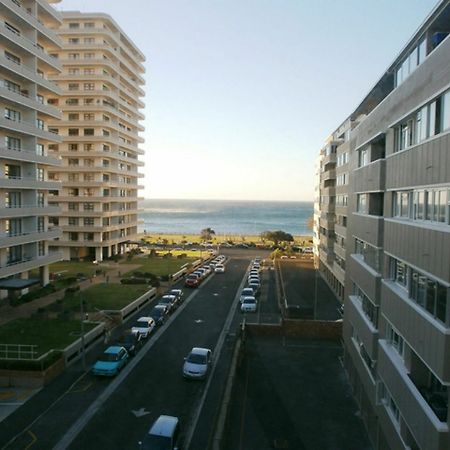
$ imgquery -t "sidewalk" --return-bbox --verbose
[0,263,141,327]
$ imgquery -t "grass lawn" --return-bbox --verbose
[0,318,97,357]
[61,283,150,312]
[48,261,100,279]
[123,255,197,276]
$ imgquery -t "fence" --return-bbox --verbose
[0,344,38,360]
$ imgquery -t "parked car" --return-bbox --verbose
[214,264,225,273]
[185,274,200,288]
[248,275,260,284]
[169,289,184,303]
[240,288,255,302]
[182,347,212,380]
[241,297,257,313]
[92,346,128,377]
[115,331,143,356]
[248,280,260,295]
[158,294,179,313]
[149,304,169,325]
[131,317,156,339]
[140,415,181,450]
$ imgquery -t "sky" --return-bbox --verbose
[57,0,439,201]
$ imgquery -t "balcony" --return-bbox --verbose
[36,0,62,23]
[0,205,60,218]
[0,21,61,71]
[0,85,62,120]
[378,340,449,450]
[0,176,61,190]
[0,144,60,165]
[351,214,384,247]
[0,54,61,95]
[353,159,386,192]
[0,117,62,141]
[0,0,62,47]
[0,227,61,248]
[0,251,62,278]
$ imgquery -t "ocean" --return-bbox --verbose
[139,199,313,236]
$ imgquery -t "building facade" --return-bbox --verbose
[0,0,63,298]
[47,12,145,262]
[316,1,450,449]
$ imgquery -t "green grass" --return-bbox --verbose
[48,261,100,279]
[123,255,197,276]
[0,318,97,357]
[62,283,150,312]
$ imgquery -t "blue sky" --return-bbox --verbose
[58,0,439,201]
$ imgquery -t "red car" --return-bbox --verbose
[185,273,200,288]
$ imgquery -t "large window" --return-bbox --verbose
[390,257,449,325]
[356,194,368,214]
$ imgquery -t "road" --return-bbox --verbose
[0,249,271,450]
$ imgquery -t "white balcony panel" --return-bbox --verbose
[0,227,61,248]
[0,205,60,218]
[0,251,62,278]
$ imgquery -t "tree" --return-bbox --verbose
[260,230,294,247]
[200,227,215,241]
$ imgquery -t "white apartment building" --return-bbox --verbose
[47,12,145,262]
[0,0,62,298]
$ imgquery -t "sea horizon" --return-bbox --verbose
[138,198,314,236]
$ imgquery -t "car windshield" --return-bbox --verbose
[99,353,119,362]
[119,335,134,344]
[151,309,163,318]
[187,353,206,364]
[243,299,255,304]
[134,321,148,328]
[242,290,253,295]
[142,434,172,450]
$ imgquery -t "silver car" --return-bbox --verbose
[183,347,212,380]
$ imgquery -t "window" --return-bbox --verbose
[38,241,45,256]
[84,22,95,28]
[102,129,110,136]
[355,238,382,273]
[386,323,405,358]
[68,128,79,136]
[379,381,400,426]
[336,173,348,186]
[68,158,79,166]
[68,38,79,44]
[68,83,79,91]
[68,113,79,121]
[68,22,80,29]
[393,191,412,218]
[84,159,94,167]
[84,128,94,136]
[36,168,44,181]
[5,22,20,35]
[84,174,94,181]
[68,174,79,182]
[357,194,368,214]
[68,53,79,60]
[68,203,79,211]
[84,53,95,59]
[358,148,369,167]
[5,51,20,65]
[84,98,94,105]
[68,143,78,151]
[84,218,95,226]
[36,144,44,156]
[4,108,21,122]
[66,98,79,105]
[69,232,79,241]
[83,203,94,211]
[84,37,95,44]
[84,113,95,121]
[84,143,94,151]
[68,217,79,226]
[37,217,44,232]
[84,68,95,75]
[7,245,22,265]
[84,83,95,91]
[68,68,80,75]
[36,192,44,207]
[6,136,21,150]
[4,79,21,93]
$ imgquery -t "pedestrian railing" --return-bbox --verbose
[0,343,38,360]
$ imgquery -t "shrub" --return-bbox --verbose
[65,286,80,295]
[120,278,147,285]
[160,275,170,282]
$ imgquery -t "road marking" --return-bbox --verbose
[23,431,36,450]
[68,382,92,394]
[194,319,204,323]
[131,407,151,418]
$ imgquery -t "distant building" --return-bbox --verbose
[0,0,63,298]
[47,12,145,261]
[315,1,450,449]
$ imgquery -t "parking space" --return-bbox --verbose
[225,334,372,450]
[280,259,341,320]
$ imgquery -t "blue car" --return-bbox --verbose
[92,346,128,377]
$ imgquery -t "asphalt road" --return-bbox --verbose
[0,249,270,450]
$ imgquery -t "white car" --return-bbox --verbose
[183,347,212,379]
[248,280,260,295]
[241,297,257,312]
[248,275,260,283]
[131,317,155,339]
[214,264,225,273]
[240,288,255,303]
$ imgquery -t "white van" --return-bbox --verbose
[140,415,180,449]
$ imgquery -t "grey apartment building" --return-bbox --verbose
[0,0,62,298]
[315,1,450,449]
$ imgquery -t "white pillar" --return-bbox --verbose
[95,247,103,262]
[40,265,49,286]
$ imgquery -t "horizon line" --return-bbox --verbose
[140,197,314,203]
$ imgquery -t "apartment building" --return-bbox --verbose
[0,0,62,298]
[47,12,145,262]
[315,1,450,449]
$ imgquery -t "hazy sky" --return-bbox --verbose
[58,0,438,201]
